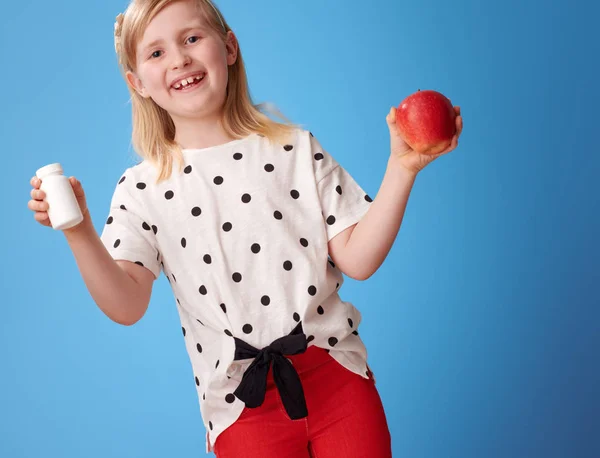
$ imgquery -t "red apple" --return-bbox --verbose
[396,89,457,155]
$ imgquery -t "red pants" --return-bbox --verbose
[214,346,392,457]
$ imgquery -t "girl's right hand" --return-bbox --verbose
[28,175,89,229]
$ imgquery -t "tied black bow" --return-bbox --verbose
[233,322,308,419]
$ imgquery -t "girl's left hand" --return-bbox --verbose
[386,106,463,175]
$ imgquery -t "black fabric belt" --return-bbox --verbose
[233,322,308,419]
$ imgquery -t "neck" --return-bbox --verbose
[172,113,236,150]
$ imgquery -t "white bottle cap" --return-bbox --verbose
[36,163,64,179]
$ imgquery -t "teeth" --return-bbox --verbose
[173,73,205,89]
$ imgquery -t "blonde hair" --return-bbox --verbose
[114,0,298,182]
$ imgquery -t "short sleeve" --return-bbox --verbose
[311,133,373,241]
[100,169,162,279]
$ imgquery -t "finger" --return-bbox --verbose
[34,211,50,223]
[456,116,463,137]
[31,176,41,189]
[28,199,49,212]
[70,177,85,197]
[440,135,459,155]
[450,135,459,150]
[386,107,396,126]
[454,106,461,116]
[30,188,46,200]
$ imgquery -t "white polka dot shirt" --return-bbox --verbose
[100,129,374,451]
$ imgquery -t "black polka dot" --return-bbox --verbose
[220,303,227,313]
[136,182,146,190]
[264,164,274,172]
[184,165,192,174]
[225,329,233,337]
[336,185,343,195]
[215,360,220,369]
[233,152,243,160]
[113,239,121,248]
[232,272,242,282]
[328,337,338,347]
[172,273,177,282]
[261,295,270,306]
[203,393,206,400]
[197,343,202,353]
[274,211,283,220]
[120,204,127,210]
[181,238,187,248]
[106,216,113,224]
[204,255,212,264]
[300,238,308,247]
[118,176,126,184]
[314,153,324,161]
[165,190,174,200]
[283,261,293,271]
[135,261,144,267]
[251,243,261,254]
[326,215,336,225]
[142,222,151,231]
[365,195,373,202]
[214,176,224,185]
[241,193,251,203]
[152,225,158,234]
[317,306,324,315]
[209,421,213,430]
[293,312,300,322]
[182,327,186,336]
[191,207,201,217]
[336,283,340,289]
[199,285,207,295]
[225,393,235,404]
[307,335,315,343]
[348,318,354,327]
[284,145,293,151]
[328,259,336,268]
[197,318,204,326]
[353,330,359,336]
[242,324,253,334]
[222,222,232,231]
[308,285,317,296]
[195,377,200,386]
[290,190,300,199]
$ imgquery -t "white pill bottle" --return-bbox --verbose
[36,163,83,231]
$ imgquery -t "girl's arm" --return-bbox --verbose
[328,156,417,280]
[64,215,155,325]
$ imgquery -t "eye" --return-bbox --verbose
[186,36,200,44]
[150,50,163,59]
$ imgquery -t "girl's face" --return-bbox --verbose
[127,0,237,123]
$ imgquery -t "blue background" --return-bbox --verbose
[2,0,598,457]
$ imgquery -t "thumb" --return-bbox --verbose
[386,107,400,135]
[69,176,85,197]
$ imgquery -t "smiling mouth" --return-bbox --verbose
[172,73,206,90]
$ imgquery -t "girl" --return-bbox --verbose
[28,0,462,456]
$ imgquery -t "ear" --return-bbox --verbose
[126,70,150,98]
[225,31,238,66]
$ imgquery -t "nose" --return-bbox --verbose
[170,47,191,70]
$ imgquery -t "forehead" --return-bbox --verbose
[138,1,210,47]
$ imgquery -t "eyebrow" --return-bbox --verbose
[141,25,205,53]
